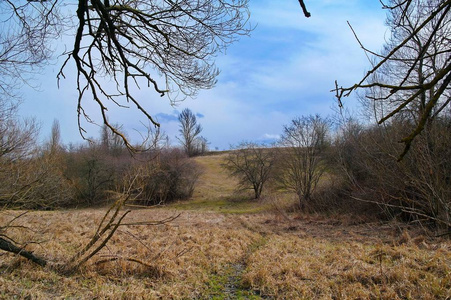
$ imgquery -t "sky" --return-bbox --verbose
[18,0,389,151]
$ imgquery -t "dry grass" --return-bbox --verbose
[1,209,450,299]
[0,209,262,299]
[243,222,451,299]
[0,153,450,299]
[172,154,271,214]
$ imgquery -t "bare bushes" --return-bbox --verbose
[64,145,120,206]
[62,146,202,207]
[332,116,451,230]
[0,154,73,209]
[0,102,75,209]
[0,105,202,209]
[124,149,202,206]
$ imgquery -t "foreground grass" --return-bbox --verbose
[1,153,450,299]
[0,209,450,299]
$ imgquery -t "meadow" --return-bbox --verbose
[0,153,450,299]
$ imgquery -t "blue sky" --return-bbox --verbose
[18,0,388,150]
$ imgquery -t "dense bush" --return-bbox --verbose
[0,103,202,209]
[123,148,202,206]
[63,145,121,206]
[331,116,451,230]
[0,153,75,209]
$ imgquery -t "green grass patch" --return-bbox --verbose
[203,264,263,300]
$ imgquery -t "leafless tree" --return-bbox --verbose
[0,100,39,162]
[194,136,209,155]
[334,0,451,160]
[2,0,250,149]
[100,123,127,156]
[0,0,62,100]
[45,119,65,155]
[177,108,203,157]
[277,115,330,211]
[223,142,275,199]
[57,0,251,148]
[136,123,168,152]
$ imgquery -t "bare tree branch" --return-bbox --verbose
[53,0,251,150]
[298,0,311,18]
[334,0,451,160]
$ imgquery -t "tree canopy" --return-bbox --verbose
[1,0,251,149]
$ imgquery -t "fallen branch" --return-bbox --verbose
[0,237,47,267]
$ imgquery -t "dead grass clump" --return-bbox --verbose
[242,234,451,299]
[0,209,264,299]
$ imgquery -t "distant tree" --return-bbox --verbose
[100,123,126,157]
[46,119,65,156]
[278,115,330,211]
[194,136,209,155]
[0,99,39,162]
[178,108,203,157]
[222,142,275,199]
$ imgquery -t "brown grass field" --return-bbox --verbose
[0,153,450,299]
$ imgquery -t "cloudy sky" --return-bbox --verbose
[19,0,388,151]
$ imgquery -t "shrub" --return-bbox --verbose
[123,148,202,206]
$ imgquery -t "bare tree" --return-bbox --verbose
[0,1,62,100]
[1,1,250,148]
[222,142,275,199]
[0,1,317,148]
[136,124,168,153]
[177,108,203,157]
[100,123,127,156]
[277,115,330,211]
[0,99,39,162]
[335,0,451,160]
[46,119,65,155]
[58,0,251,148]
[194,136,209,155]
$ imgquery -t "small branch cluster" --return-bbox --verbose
[63,182,180,273]
[333,0,451,160]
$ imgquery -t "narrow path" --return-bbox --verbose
[205,235,269,300]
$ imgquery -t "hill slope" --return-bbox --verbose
[172,153,270,213]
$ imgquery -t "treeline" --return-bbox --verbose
[223,113,451,232]
[0,102,202,209]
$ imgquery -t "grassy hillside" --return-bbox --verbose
[0,153,450,299]
[171,153,273,214]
